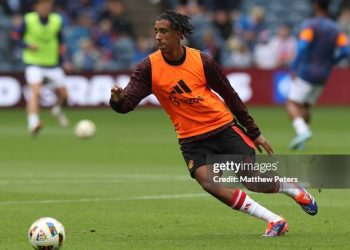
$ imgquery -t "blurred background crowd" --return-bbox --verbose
[0,0,349,72]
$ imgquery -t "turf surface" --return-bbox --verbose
[0,107,349,249]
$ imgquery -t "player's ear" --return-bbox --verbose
[176,31,183,40]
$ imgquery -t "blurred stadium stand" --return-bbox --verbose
[0,0,348,72]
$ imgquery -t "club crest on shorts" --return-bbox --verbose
[188,160,194,170]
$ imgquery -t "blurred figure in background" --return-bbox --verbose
[235,6,267,50]
[270,23,297,68]
[225,37,252,68]
[92,18,117,68]
[337,6,350,39]
[337,7,350,66]
[111,35,135,70]
[253,30,278,69]
[212,9,233,41]
[0,0,32,15]
[133,35,154,66]
[8,14,24,71]
[0,5,12,71]
[73,38,102,71]
[66,0,101,22]
[64,11,94,59]
[286,0,349,150]
[99,0,135,38]
[18,0,70,135]
[201,30,221,63]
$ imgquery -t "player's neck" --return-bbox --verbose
[163,46,184,62]
[315,10,328,17]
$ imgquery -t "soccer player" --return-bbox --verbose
[110,10,318,236]
[19,0,70,135]
[287,0,349,150]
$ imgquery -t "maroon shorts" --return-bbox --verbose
[180,124,256,178]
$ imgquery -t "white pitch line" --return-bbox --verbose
[0,193,208,205]
[0,174,189,180]
[0,174,190,185]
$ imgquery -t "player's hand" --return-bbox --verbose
[290,72,297,80]
[110,85,124,102]
[253,135,274,156]
[28,44,38,51]
[63,62,73,73]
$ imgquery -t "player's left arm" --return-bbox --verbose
[201,53,273,155]
[333,32,349,64]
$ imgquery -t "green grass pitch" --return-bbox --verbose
[0,106,349,249]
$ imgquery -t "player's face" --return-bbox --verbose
[35,0,53,17]
[154,19,181,53]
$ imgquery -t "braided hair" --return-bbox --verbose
[156,10,195,39]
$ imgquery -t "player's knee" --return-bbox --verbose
[196,176,221,194]
[30,88,41,99]
[194,165,220,193]
[58,87,68,98]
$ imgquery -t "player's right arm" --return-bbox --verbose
[13,16,38,51]
[291,26,313,72]
[109,58,152,114]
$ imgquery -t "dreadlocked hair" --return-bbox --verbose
[156,10,195,39]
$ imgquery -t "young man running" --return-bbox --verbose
[110,10,318,236]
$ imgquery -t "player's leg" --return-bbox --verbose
[25,66,44,135]
[49,67,69,127]
[278,181,318,215]
[286,77,313,150]
[181,132,287,236]
[300,103,311,124]
[224,124,318,215]
[194,165,288,237]
[51,86,69,127]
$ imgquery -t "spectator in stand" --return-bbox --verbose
[270,23,297,68]
[53,1,71,27]
[212,9,233,40]
[111,35,135,70]
[94,19,116,50]
[337,7,350,66]
[64,11,94,58]
[0,5,11,70]
[0,0,32,15]
[66,0,102,22]
[235,6,267,50]
[201,30,221,64]
[253,30,278,69]
[186,2,217,50]
[210,0,242,13]
[8,14,24,70]
[99,0,135,38]
[225,37,252,68]
[337,7,350,39]
[133,36,154,65]
[73,38,102,71]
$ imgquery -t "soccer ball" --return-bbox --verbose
[28,217,65,250]
[74,119,96,138]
